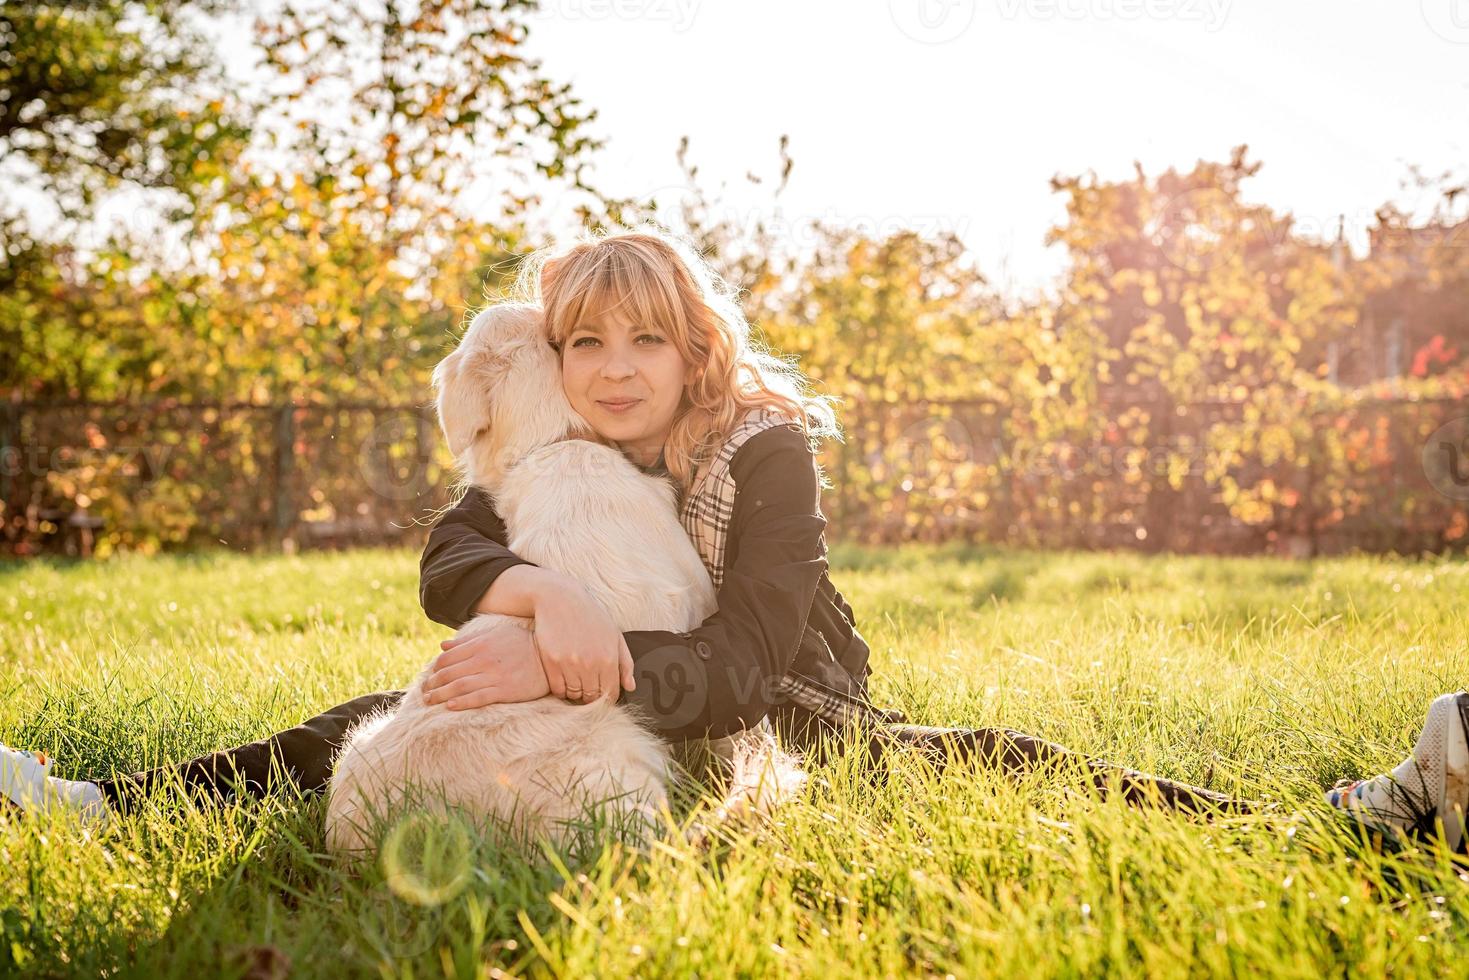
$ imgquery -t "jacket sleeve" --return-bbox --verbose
[619,424,829,741]
[419,487,540,629]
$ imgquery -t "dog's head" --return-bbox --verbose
[432,302,593,491]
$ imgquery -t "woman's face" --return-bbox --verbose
[559,306,696,467]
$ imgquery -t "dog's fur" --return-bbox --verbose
[325,303,805,853]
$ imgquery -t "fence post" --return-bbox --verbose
[0,401,16,520]
[1304,405,1322,557]
[994,407,1014,547]
[415,407,435,507]
[275,403,296,548]
[1142,397,1175,553]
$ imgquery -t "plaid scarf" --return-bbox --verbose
[678,406,796,589]
[672,407,905,730]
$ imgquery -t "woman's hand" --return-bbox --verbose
[532,576,636,704]
[423,622,551,710]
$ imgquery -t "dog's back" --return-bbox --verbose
[326,619,672,852]
[328,296,804,854]
[498,439,715,630]
[326,442,715,852]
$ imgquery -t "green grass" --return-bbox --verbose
[4,545,1469,977]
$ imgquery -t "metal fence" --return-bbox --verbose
[2,400,451,556]
[822,394,1469,557]
[3,395,1467,558]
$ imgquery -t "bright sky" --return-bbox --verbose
[31,1,1467,303]
[515,0,1469,301]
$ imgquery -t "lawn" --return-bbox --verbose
[3,544,1469,977]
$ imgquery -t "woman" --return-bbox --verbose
[4,227,1467,853]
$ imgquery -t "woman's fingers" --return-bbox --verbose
[527,625,563,698]
[430,640,480,674]
[445,686,503,711]
[423,657,491,698]
[426,673,494,705]
[564,657,599,703]
[595,652,620,705]
[618,636,636,693]
[542,656,569,700]
[439,634,473,652]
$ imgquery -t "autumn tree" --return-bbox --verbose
[0,0,247,224]
[3,0,618,552]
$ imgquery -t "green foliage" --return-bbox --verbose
[3,0,609,405]
[0,0,248,221]
[4,5,1467,559]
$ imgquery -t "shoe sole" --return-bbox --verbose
[1446,693,1469,852]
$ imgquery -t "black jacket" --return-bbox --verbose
[418,424,875,744]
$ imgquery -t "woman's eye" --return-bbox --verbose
[569,335,662,348]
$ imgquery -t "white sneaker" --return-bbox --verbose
[0,744,110,828]
[1,745,54,811]
[1327,692,1469,851]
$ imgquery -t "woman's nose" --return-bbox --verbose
[600,352,636,380]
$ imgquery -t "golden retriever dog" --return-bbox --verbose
[325,303,805,853]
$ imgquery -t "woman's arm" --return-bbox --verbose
[619,423,828,741]
[418,424,826,734]
[419,487,633,702]
[420,487,620,622]
[419,487,548,627]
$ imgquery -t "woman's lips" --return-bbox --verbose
[597,399,641,414]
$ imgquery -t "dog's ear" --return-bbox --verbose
[432,338,492,458]
[428,346,487,458]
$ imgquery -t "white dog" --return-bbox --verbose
[325,303,805,853]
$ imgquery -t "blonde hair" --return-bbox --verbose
[508,225,841,495]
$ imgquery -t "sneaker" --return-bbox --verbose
[1,746,54,814]
[0,744,109,827]
[1327,691,1469,851]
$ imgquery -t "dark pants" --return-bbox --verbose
[862,723,1249,815]
[97,691,1250,816]
[98,691,406,811]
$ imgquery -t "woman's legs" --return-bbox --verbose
[770,705,1252,814]
[858,692,1469,850]
[95,690,405,815]
[862,722,1253,814]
